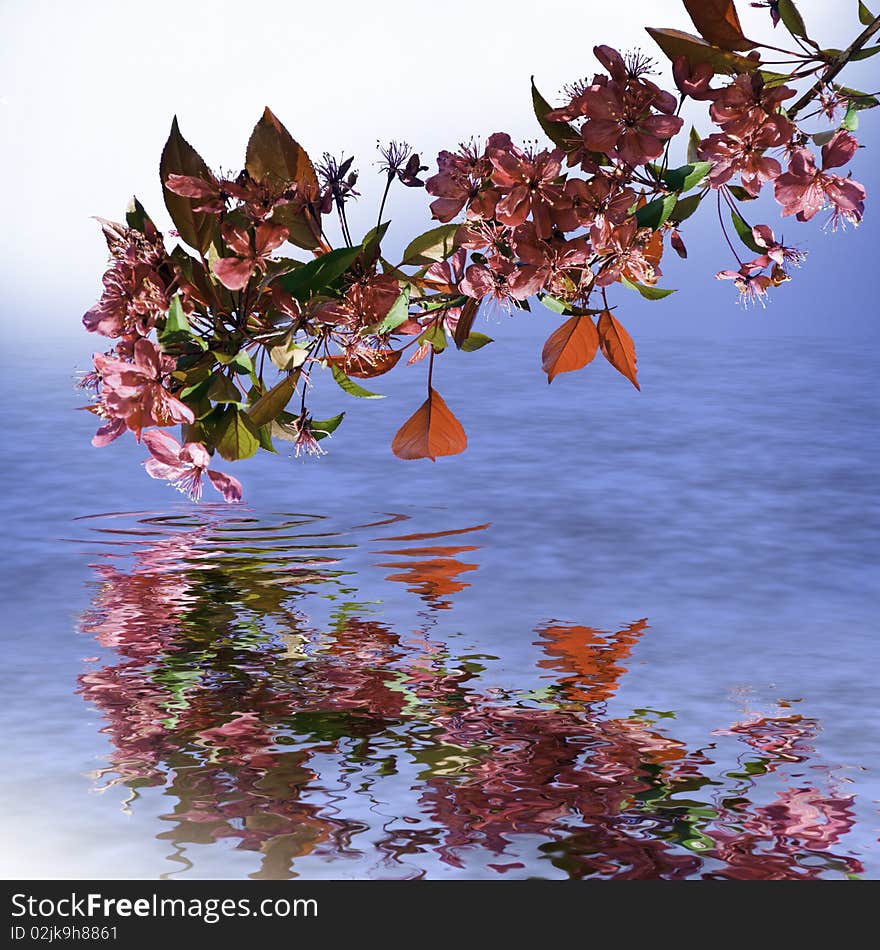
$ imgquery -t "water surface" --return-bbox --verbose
[1,334,877,878]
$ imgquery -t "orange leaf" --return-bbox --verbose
[645,27,760,74]
[391,388,467,461]
[541,314,600,383]
[597,311,640,390]
[682,0,756,52]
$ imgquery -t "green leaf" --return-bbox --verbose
[663,161,712,193]
[361,221,390,268]
[842,101,860,131]
[834,85,879,110]
[621,278,676,300]
[330,363,384,398]
[159,117,217,256]
[531,78,582,150]
[257,424,277,453]
[125,196,153,234]
[635,193,678,230]
[248,372,299,426]
[278,245,362,301]
[730,206,762,253]
[540,295,570,315]
[851,44,880,60]
[670,193,703,222]
[158,295,191,344]
[401,225,460,266]
[310,412,345,441]
[726,184,758,201]
[646,27,761,75]
[460,332,493,352]
[687,126,702,164]
[417,322,448,354]
[377,290,411,334]
[269,338,310,371]
[207,373,243,404]
[859,2,876,26]
[778,0,808,39]
[211,406,260,461]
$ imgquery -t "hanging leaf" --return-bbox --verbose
[401,225,461,266]
[248,372,299,427]
[531,78,582,151]
[211,406,260,461]
[635,193,679,230]
[834,85,879,110]
[730,206,763,253]
[726,184,758,201]
[597,311,639,390]
[330,363,385,398]
[453,297,480,349]
[681,0,756,51]
[621,278,677,300]
[460,332,494,352]
[687,126,702,164]
[278,245,362,301]
[842,102,860,131]
[646,28,760,74]
[391,388,468,461]
[670,193,703,222]
[329,349,402,379]
[207,373,243,404]
[541,315,600,383]
[158,295,191,345]
[377,290,411,334]
[663,161,713,193]
[159,117,217,255]
[777,0,809,39]
[859,2,876,26]
[310,412,345,441]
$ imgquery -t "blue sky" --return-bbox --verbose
[2,0,878,340]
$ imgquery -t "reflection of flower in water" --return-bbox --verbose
[75,513,865,879]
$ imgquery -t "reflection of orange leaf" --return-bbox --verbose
[536,619,648,703]
[329,349,401,378]
[376,544,479,558]
[378,556,478,609]
[377,523,489,543]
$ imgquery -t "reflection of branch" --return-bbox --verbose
[789,16,880,118]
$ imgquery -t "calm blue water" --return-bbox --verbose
[1,328,877,879]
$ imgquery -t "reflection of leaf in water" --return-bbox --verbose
[73,512,867,880]
[535,619,648,703]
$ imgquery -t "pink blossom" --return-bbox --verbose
[709,74,796,138]
[512,224,591,298]
[699,114,792,196]
[593,219,663,287]
[425,135,511,222]
[93,338,194,444]
[750,224,806,268]
[716,260,774,306]
[774,132,866,226]
[554,174,635,236]
[212,221,289,290]
[460,255,536,304]
[672,56,714,101]
[142,429,242,502]
[83,220,170,339]
[489,144,568,238]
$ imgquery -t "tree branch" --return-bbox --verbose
[789,16,880,118]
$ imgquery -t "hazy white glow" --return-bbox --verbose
[0,0,871,317]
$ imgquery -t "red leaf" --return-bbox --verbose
[392,388,467,461]
[453,297,480,349]
[597,311,640,390]
[541,315,599,383]
[681,0,756,52]
[329,349,401,379]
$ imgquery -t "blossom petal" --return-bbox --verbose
[207,469,243,503]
